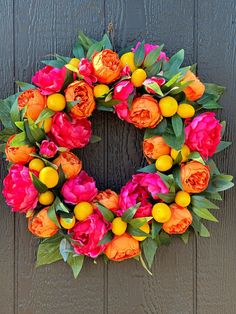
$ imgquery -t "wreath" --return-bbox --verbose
[0,32,233,278]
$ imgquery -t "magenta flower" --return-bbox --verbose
[79,58,97,85]
[143,77,166,94]
[113,80,134,101]
[39,140,58,158]
[114,101,131,123]
[132,42,169,62]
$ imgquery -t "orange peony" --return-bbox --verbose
[129,95,162,129]
[92,49,122,84]
[28,207,59,238]
[182,71,205,101]
[18,89,46,121]
[105,233,140,261]
[53,151,82,179]
[181,161,210,193]
[143,136,170,160]
[65,80,95,119]
[95,189,119,213]
[162,203,192,234]
[5,135,36,164]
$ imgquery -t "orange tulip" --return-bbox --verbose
[65,80,95,119]
[129,95,162,129]
[53,151,82,179]
[182,71,205,101]
[18,89,46,121]
[181,161,210,193]
[28,207,59,238]
[143,136,170,160]
[95,189,119,213]
[92,49,122,84]
[162,203,192,234]
[5,135,36,164]
[105,233,140,261]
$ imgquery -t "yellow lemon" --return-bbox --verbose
[152,203,171,223]
[132,223,150,241]
[38,191,55,205]
[111,217,127,236]
[175,191,191,207]
[177,103,195,118]
[159,96,178,117]
[69,57,80,68]
[120,52,137,72]
[155,155,173,172]
[131,69,147,87]
[38,117,52,133]
[170,144,190,162]
[29,158,45,172]
[39,167,59,188]
[47,93,66,111]
[74,202,93,221]
[93,84,110,98]
[60,216,76,229]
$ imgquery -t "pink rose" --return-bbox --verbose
[121,65,131,77]
[114,101,131,123]
[143,77,166,94]
[62,170,98,204]
[113,80,134,101]
[49,112,91,149]
[32,65,66,95]
[79,58,97,85]
[118,172,169,218]
[39,140,58,158]
[69,210,110,258]
[132,42,169,62]
[3,164,38,213]
[185,112,222,158]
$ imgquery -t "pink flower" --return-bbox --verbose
[143,77,166,94]
[79,58,97,85]
[69,210,110,258]
[39,140,58,158]
[185,112,222,158]
[32,65,66,95]
[132,42,169,62]
[114,102,131,123]
[49,112,91,149]
[3,164,38,213]
[113,80,134,101]
[121,66,131,77]
[62,170,98,204]
[118,172,169,218]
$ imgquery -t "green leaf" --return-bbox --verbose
[158,231,171,246]
[162,127,185,150]
[207,174,234,192]
[143,44,164,67]
[10,98,20,125]
[102,33,113,50]
[163,49,185,79]
[204,83,225,100]
[89,135,102,144]
[96,104,114,112]
[220,121,226,137]
[0,93,19,129]
[191,213,210,237]
[164,73,181,88]
[25,118,46,143]
[181,230,190,244]
[142,237,158,269]
[151,220,162,239]
[191,195,219,209]
[73,42,85,59]
[121,203,140,223]
[36,233,63,267]
[134,40,145,67]
[129,217,152,228]
[127,225,151,237]
[9,132,30,147]
[0,143,6,153]
[78,32,96,51]
[98,230,113,245]
[171,114,183,137]
[97,98,120,107]
[173,167,183,189]
[145,61,162,77]
[188,152,205,164]
[215,141,231,154]
[192,207,218,222]
[87,41,103,60]
[31,173,48,193]
[15,81,36,91]
[144,119,167,139]
[144,82,163,96]
[67,254,84,279]
[54,196,70,214]
[35,109,55,124]
[96,203,114,222]
[47,203,61,228]
[139,254,153,276]
[59,238,72,262]
[15,121,24,131]
[200,191,222,201]
[202,101,222,109]
[41,59,66,68]
[157,192,175,203]
[0,128,15,142]
[206,159,220,175]
[66,100,80,112]
[60,69,74,93]
[137,164,156,173]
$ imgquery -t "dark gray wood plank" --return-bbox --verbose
[0,1,15,313]
[105,1,196,313]
[197,1,236,313]
[13,1,106,313]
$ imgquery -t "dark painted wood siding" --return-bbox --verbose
[0,1,235,313]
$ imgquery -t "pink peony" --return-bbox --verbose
[119,172,169,218]
[49,112,91,149]
[62,170,98,204]
[69,210,110,258]
[113,80,134,101]
[143,77,166,94]
[114,101,131,123]
[79,58,97,85]
[132,42,169,62]
[39,140,58,158]
[185,112,222,158]
[32,65,66,95]
[3,164,38,213]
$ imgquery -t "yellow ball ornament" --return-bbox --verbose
[29,158,45,172]
[60,216,76,229]
[38,191,55,206]
[131,69,147,87]
[159,96,178,117]
[69,58,80,68]
[132,223,150,241]
[74,202,93,221]
[175,191,191,207]
[47,93,66,111]
[39,167,59,188]
[111,217,127,236]
[155,155,173,172]
[177,103,195,118]
[120,52,137,72]
[93,84,110,98]
[38,117,52,133]
[152,203,171,223]
[170,144,190,162]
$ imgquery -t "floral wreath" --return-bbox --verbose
[0,32,233,278]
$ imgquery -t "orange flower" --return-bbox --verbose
[53,151,82,179]
[182,71,205,101]
[28,207,59,238]
[143,136,170,160]
[162,203,192,234]
[129,95,162,129]
[95,189,119,213]
[181,161,210,193]
[92,49,122,84]
[65,80,95,119]
[5,135,36,164]
[18,89,46,121]
[105,233,140,261]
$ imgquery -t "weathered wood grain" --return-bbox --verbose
[0,1,15,313]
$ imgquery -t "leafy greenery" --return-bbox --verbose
[36,234,63,267]
[96,203,115,222]
[121,203,140,222]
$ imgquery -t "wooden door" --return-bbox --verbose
[0,1,235,313]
